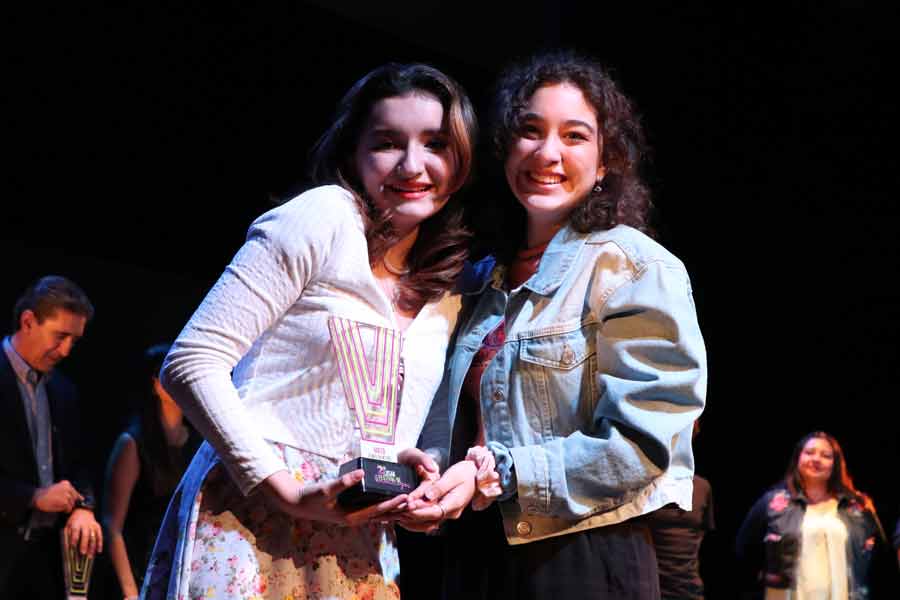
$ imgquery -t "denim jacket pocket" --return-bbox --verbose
[517,324,599,434]
[519,326,594,370]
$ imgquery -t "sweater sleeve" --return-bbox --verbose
[161,186,356,494]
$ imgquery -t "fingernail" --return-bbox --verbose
[425,488,438,501]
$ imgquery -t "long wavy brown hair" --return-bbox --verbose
[309,63,477,312]
[784,431,872,508]
[483,50,654,263]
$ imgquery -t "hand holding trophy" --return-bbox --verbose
[328,317,417,509]
[61,505,101,599]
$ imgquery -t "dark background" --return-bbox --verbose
[4,1,898,597]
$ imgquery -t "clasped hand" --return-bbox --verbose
[261,447,443,527]
[262,447,500,531]
[397,446,503,532]
[396,460,478,533]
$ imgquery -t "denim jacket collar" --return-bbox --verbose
[470,225,596,297]
[523,226,598,295]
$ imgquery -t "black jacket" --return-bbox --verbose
[736,485,888,600]
[0,349,95,535]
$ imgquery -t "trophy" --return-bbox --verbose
[61,530,94,599]
[328,317,416,509]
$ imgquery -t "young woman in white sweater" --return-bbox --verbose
[142,63,477,600]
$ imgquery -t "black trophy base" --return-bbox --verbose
[337,457,416,509]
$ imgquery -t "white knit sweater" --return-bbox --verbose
[161,185,461,494]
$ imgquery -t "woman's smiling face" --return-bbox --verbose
[504,82,605,240]
[798,436,835,487]
[354,92,455,236]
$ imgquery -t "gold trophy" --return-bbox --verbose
[328,317,416,508]
[61,530,94,599]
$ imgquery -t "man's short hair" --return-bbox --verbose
[12,275,95,332]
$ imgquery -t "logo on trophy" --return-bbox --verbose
[328,317,415,508]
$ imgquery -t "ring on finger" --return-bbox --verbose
[437,502,446,520]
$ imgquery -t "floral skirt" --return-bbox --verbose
[142,441,401,600]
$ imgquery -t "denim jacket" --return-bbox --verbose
[422,224,707,545]
[735,486,888,600]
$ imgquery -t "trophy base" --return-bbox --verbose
[337,457,416,509]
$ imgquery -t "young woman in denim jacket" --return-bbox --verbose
[736,431,888,600]
[402,50,707,599]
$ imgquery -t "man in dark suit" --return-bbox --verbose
[0,275,103,598]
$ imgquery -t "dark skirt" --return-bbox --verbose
[440,503,660,600]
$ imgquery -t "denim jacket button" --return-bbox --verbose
[516,521,533,536]
[561,345,575,366]
[492,389,503,402]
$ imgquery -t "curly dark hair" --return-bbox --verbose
[485,50,654,262]
[309,63,477,312]
[784,431,871,508]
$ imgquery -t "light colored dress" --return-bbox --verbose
[141,186,460,600]
[178,443,400,600]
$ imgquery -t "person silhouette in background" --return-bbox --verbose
[736,431,887,600]
[646,420,715,600]
[102,343,201,600]
[0,275,102,599]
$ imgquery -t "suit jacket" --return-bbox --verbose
[0,349,95,536]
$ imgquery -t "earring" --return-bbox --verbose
[593,181,603,193]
